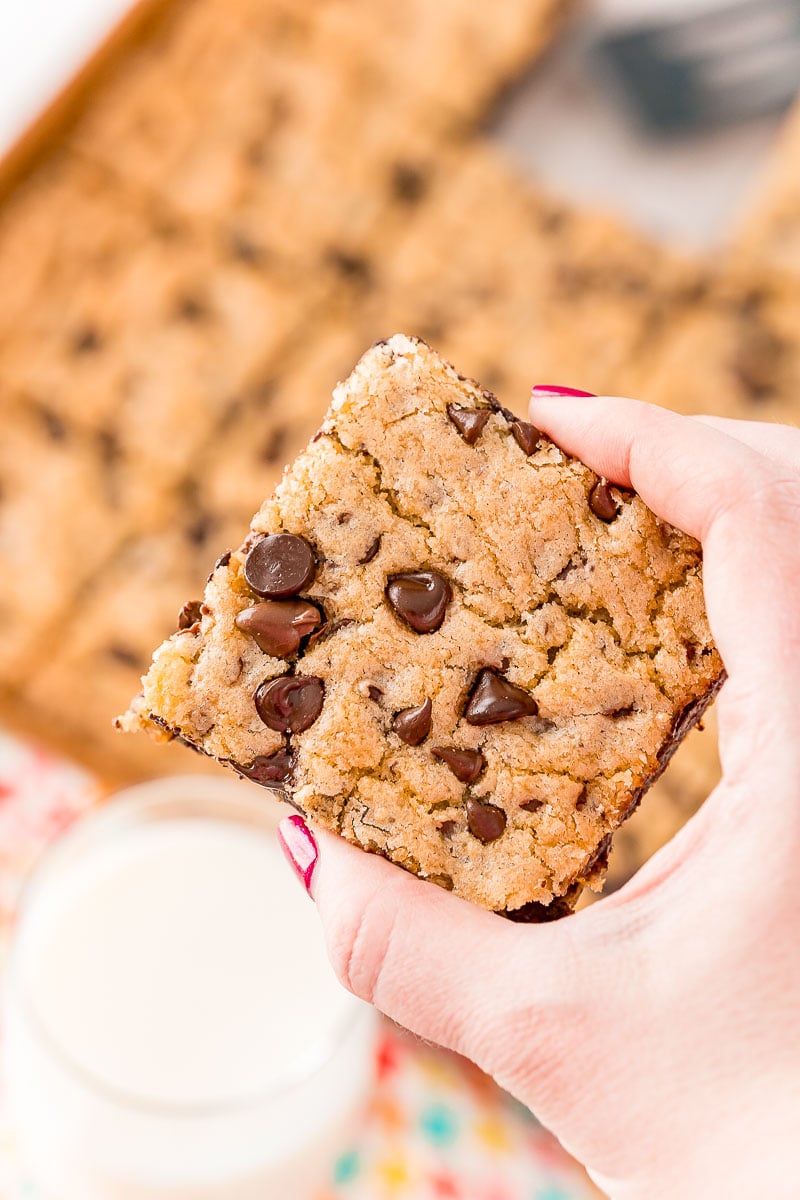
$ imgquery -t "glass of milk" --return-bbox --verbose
[3,777,377,1200]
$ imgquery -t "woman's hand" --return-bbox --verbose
[281,396,800,1199]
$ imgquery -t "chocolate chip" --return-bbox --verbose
[358,535,382,565]
[71,325,102,355]
[175,294,209,322]
[235,599,321,657]
[327,249,372,284]
[588,479,619,522]
[178,600,203,630]
[366,684,384,702]
[107,644,143,670]
[233,750,294,787]
[431,746,485,783]
[260,427,288,464]
[254,675,325,734]
[214,550,232,573]
[228,231,265,266]
[249,378,277,410]
[35,406,68,443]
[186,514,214,546]
[96,427,121,468]
[520,798,544,813]
[306,617,354,649]
[466,797,507,843]
[465,669,538,725]
[390,162,428,204]
[446,404,491,445]
[386,571,451,634]
[731,325,783,401]
[510,420,541,456]
[393,698,432,746]
[439,820,459,839]
[245,533,316,598]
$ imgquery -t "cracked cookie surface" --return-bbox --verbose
[122,335,723,914]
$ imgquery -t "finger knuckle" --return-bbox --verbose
[732,475,800,527]
[326,892,398,1006]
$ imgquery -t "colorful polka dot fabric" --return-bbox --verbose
[321,1025,600,1200]
[0,729,600,1199]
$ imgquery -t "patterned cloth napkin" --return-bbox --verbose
[0,729,598,1199]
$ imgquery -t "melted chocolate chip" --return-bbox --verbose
[431,747,485,783]
[510,420,541,456]
[306,618,354,649]
[439,820,459,839]
[245,533,316,598]
[254,675,325,733]
[465,669,538,725]
[177,600,203,630]
[446,404,491,445]
[207,550,232,582]
[588,479,619,522]
[367,684,384,702]
[233,750,294,787]
[358,535,382,565]
[235,599,321,657]
[386,571,451,634]
[466,797,507,843]
[393,698,433,746]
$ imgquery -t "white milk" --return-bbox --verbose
[4,779,376,1200]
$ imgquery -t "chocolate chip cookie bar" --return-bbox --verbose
[734,100,800,281]
[374,146,706,401]
[640,268,800,425]
[122,336,723,916]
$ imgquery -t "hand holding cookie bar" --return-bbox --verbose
[306,394,800,1200]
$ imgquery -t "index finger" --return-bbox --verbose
[528,392,800,693]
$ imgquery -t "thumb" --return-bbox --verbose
[303,825,600,1095]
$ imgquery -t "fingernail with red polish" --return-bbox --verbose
[531,385,596,398]
[278,814,318,896]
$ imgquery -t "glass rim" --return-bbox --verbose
[6,776,367,1120]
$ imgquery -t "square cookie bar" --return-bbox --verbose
[122,336,724,916]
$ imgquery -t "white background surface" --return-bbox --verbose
[0,0,794,250]
[0,0,131,157]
